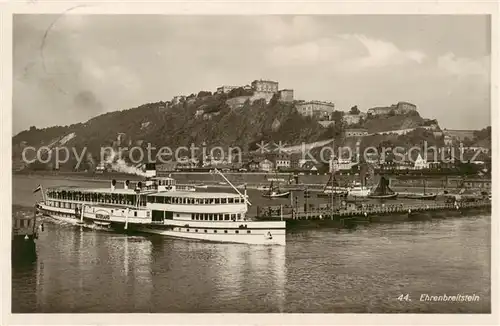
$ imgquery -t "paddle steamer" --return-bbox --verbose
[35,169,285,245]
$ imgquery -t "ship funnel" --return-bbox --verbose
[111,179,117,191]
[145,163,157,178]
[124,180,130,190]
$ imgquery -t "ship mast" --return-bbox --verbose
[212,168,252,206]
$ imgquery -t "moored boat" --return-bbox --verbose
[403,193,437,200]
[35,169,286,246]
[317,171,348,198]
[400,178,437,200]
[347,181,371,198]
[367,176,398,199]
[261,181,290,199]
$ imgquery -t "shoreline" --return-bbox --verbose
[13,171,488,188]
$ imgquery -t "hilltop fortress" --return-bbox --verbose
[216,79,294,108]
[170,78,420,129]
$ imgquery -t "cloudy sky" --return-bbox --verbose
[13,14,490,134]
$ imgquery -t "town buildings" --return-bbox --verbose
[216,79,294,106]
[442,129,476,142]
[396,101,417,114]
[367,101,417,116]
[278,89,294,102]
[413,153,429,170]
[216,85,240,94]
[258,159,274,172]
[329,157,355,172]
[269,153,291,170]
[342,112,367,126]
[367,106,393,116]
[251,79,279,93]
[295,101,335,118]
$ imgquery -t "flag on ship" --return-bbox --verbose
[33,185,42,193]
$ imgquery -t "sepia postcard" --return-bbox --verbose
[1,1,498,325]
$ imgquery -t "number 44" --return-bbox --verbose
[398,294,411,302]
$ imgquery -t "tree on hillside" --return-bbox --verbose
[227,87,253,98]
[331,111,344,122]
[473,126,491,141]
[462,137,475,147]
[197,91,212,97]
[269,93,280,106]
[349,105,360,115]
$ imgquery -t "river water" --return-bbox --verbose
[12,175,491,313]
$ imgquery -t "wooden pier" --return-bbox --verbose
[255,199,491,228]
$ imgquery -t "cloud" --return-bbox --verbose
[256,16,322,44]
[267,34,426,70]
[346,34,426,68]
[437,52,489,78]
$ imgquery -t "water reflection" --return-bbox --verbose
[12,216,489,313]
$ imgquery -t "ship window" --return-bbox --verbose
[229,198,234,204]
[215,198,220,204]
[204,229,207,233]
[134,212,137,217]
[219,214,224,220]
[214,230,217,233]
[187,229,189,232]
[231,214,236,220]
[195,229,198,232]
[221,198,227,204]
[224,214,230,220]
[111,210,114,213]
[191,214,194,220]
[247,230,251,234]
[209,215,213,221]
[176,214,180,217]
[237,214,241,220]
[235,230,239,234]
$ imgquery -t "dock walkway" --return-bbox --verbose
[255,200,491,225]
